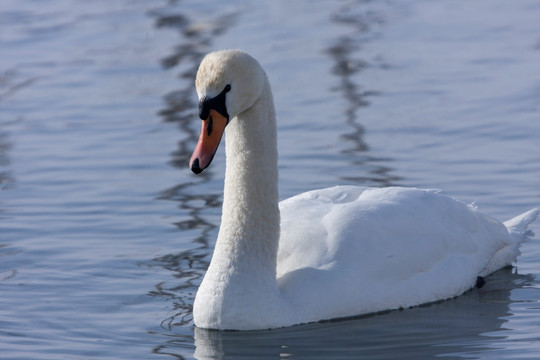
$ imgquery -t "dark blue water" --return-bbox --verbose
[1,0,540,359]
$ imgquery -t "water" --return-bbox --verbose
[1,0,539,359]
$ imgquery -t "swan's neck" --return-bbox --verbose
[194,75,285,329]
[219,76,280,273]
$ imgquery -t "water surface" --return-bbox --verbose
[1,0,540,359]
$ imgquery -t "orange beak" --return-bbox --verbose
[189,109,228,174]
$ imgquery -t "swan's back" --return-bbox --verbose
[277,186,518,323]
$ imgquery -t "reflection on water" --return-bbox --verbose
[0,130,13,191]
[151,247,210,329]
[0,69,35,191]
[152,268,535,359]
[158,182,221,246]
[0,69,38,104]
[326,2,401,187]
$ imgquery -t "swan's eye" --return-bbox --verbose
[199,84,231,121]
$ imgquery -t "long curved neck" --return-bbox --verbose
[194,71,296,329]
[215,74,279,276]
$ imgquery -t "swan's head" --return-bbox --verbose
[189,49,265,174]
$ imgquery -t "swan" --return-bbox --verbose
[188,49,539,330]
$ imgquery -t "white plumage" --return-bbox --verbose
[189,49,539,330]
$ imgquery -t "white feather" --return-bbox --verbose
[191,50,539,330]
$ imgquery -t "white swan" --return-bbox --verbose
[188,49,539,330]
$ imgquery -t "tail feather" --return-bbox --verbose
[480,208,539,276]
[504,208,540,242]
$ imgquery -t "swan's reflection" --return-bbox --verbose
[191,268,533,360]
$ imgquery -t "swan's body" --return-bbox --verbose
[189,49,539,330]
